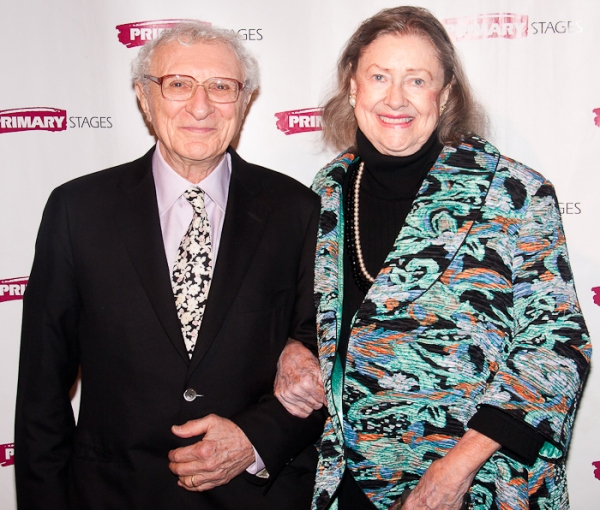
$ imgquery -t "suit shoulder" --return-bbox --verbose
[54,149,153,197]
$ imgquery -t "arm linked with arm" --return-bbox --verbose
[231,197,326,481]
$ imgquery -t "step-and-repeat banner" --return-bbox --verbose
[1,0,598,507]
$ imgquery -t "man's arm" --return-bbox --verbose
[15,187,81,509]
[169,197,325,489]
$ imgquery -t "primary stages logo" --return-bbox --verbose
[0,109,113,134]
[530,20,583,35]
[593,287,600,307]
[443,14,528,41]
[0,444,14,467]
[116,19,201,48]
[594,461,600,480]
[275,108,323,135]
[116,19,264,47]
[558,202,582,215]
[69,116,113,129]
[443,13,583,41]
[0,108,66,134]
[0,277,28,303]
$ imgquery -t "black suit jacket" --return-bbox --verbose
[15,147,324,510]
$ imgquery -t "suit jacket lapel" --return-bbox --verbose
[358,136,501,322]
[115,149,189,363]
[187,148,271,375]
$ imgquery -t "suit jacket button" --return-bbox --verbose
[183,388,202,401]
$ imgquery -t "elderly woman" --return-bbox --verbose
[275,6,591,510]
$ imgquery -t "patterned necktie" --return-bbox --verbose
[172,187,212,358]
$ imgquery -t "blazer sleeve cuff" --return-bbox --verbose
[230,394,325,481]
[468,404,545,465]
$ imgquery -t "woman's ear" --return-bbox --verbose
[440,83,451,110]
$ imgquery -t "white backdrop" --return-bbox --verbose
[1,0,598,507]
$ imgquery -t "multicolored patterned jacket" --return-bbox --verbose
[311,136,591,509]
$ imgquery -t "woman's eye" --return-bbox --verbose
[373,74,385,81]
[413,78,425,86]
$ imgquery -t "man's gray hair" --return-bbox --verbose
[131,21,259,94]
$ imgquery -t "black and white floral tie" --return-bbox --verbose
[172,187,212,358]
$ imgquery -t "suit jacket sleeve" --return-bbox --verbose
[230,197,325,480]
[15,186,81,508]
[475,175,591,459]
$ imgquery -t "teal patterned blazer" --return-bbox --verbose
[311,136,591,509]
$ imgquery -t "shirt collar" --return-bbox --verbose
[152,141,231,215]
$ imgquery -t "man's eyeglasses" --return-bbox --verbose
[144,74,245,103]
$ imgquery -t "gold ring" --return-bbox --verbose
[191,475,195,487]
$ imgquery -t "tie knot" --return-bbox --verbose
[183,187,206,215]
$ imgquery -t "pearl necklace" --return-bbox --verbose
[351,161,376,285]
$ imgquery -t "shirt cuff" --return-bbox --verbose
[246,446,268,478]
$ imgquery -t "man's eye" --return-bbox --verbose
[167,79,192,89]
[211,83,232,91]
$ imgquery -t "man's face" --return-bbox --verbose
[135,40,249,179]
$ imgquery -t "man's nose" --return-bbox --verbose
[185,85,214,120]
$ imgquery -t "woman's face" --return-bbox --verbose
[350,33,449,157]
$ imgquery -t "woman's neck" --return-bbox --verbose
[356,128,443,199]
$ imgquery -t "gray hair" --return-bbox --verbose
[131,21,259,95]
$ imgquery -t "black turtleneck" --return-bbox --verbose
[338,129,442,363]
[354,128,443,278]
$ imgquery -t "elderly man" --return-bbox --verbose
[15,22,323,510]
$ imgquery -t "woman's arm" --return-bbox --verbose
[397,430,500,510]
[274,338,325,417]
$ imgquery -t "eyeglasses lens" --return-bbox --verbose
[162,76,240,103]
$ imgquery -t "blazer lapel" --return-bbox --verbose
[115,149,189,363]
[358,136,501,322]
[187,148,271,375]
[312,154,353,387]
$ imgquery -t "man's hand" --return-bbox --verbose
[169,414,256,492]
[398,429,500,509]
[274,338,325,418]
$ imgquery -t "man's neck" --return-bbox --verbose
[159,143,225,183]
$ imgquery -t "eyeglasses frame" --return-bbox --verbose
[144,74,245,103]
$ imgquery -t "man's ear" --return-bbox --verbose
[135,82,152,124]
[243,91,253,111]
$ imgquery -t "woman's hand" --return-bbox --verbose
[396,458,472,509]
[398,429,500,509]
[274,338,325,417]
